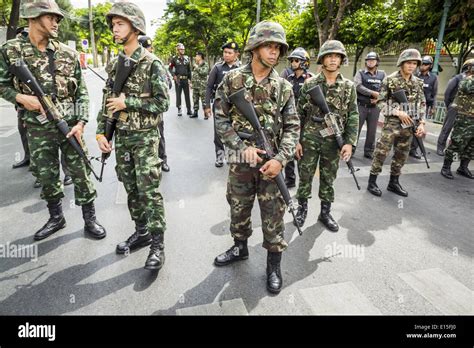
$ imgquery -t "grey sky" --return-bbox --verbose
[69,0,168,38]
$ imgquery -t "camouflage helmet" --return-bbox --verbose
[106,2,146,36]
[397,48,422,67]
[317,40,348,65]
[176,43,185,50]
[461,58,474,72]
[288,47,310,70]
[20,0,64,21]
[244,21,288,56]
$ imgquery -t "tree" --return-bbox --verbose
[153,0,293,63]
[312,0,353,46]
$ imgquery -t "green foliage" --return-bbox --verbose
[152,0,294,59]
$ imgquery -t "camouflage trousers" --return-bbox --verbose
[296,129,340,203]
[370,117,413,176]
[445,114,474,162]
[192,86,206,112]
[26,121,96,205]
[226,163,288,252]
[115,128,166,235]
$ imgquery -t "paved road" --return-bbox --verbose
[0,70,472,315]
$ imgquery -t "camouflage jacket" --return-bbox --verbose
[453,75,474,117]
[0,35,89,125]
[297,72,359,146]
[191,61,209,91]
[97,45,169,133]
[377,70,426,121]
[214,63,300,166]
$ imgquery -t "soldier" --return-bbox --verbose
[410,55,438,159]
[367,49,426,197]
[205,41,240,167]
[441,62,474,180]
[437,60,472,156]
[284,47,313,188]
[294,40,359,232]
[138,35,171,172]
[0,0,106,241]
[191,51,209,118]
[169,43,192,117]
[353,51,385,159]
[213,21,299,294]
[97,2,169,270]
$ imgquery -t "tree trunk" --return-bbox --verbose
[352,46,365,78]
[329,0,352,40]
[6,0,21,40]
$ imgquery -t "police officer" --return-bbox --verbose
[437,60,472,156]
[294,40,359,232]
[191,51,209,118]
[138,35,171,172]
[213,21,299,294]
[205,41,240,167]
[97,2,170,270]
[367,49,426,197]
[284,47,313,188]
[441,60,474,180]
[410,55,438,159]
[169,43,192,116]
[353,51,385,159]
[0,0,106,241]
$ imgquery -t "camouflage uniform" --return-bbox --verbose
[442,74,474,179]
[367,48,426,197]
[370,58,426,177]
[0,12,95,207]
[191,60,209,113]
[296,72,359,203]
[99,6,170,238]
[99,2,170,270]
[214,23,299,253]
[0,0,106,241]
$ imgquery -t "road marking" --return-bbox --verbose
[399,268,473,315]
[299,281,382,314]
[0,128,17,138]
[176,298,248,315]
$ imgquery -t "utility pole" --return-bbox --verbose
[256,0,261,23]
[88,0,98,67]
[432,0,451,75]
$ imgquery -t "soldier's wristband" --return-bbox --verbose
[96,134,106,141]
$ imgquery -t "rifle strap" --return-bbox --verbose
[271,77,285,141]
[46,49,57,102]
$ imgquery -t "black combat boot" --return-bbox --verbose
[116,221,152,254]
[177,108,182,116]
[162,162,170,172]
[144,233,165,270]
[12,157,30,169]
[367,174,382,196]
[190,110,198,118]
[457,159,473,179]
[294,198,308,228]
[214,239,249,266]
[266,251,283,294]
[387,175,408,197]
[187,109,193,116]
[441,158,453,179]
[34,200,66,241]
[318,201,339,232]
[82,202,106,239]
